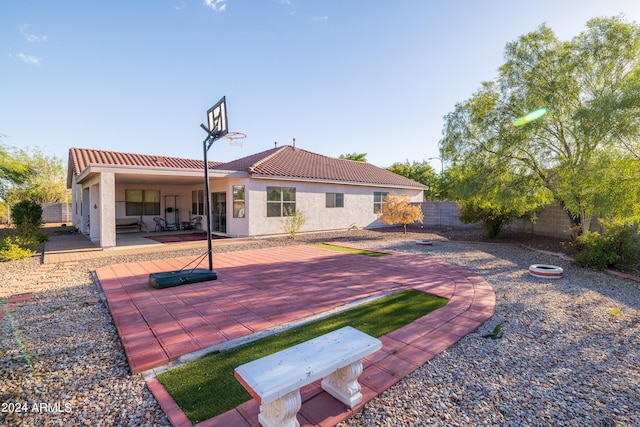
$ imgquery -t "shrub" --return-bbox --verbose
[377,192,424,234]
[11,200,43,230]
[281,208,306,239]
[458,202,516,239]
[574,221,639,271]
[17,228,48,249]
[574,231,619,270]
[0,235,36,261]
[605,221,640,271]
[0,226,47,262]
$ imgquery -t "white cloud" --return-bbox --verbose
[21,26,48,43]
[25,33,48,42]
[280,0,295,15]
[204,0,226,12]
[11,52,41,66]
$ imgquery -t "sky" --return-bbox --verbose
[2,1,640,173]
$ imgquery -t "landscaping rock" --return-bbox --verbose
[1,228,638,426]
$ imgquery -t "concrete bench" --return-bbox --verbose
[234,326,382,427]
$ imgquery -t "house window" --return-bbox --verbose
[125,189,160,216]
[233,185,245,218]
[326,193,344,208]
[373,191,388,214]
[267,186,296,217]
[192,190,204,215]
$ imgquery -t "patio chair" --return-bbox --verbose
[153,217,166,232]
[190,216,203,230]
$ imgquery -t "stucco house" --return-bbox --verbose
[67,145,427,248]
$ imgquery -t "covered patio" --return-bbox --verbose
[82,171,221,248]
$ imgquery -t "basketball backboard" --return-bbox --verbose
[206,96,228,139]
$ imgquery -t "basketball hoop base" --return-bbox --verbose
[149,268,218,289]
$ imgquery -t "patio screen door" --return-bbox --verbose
[212,192,226,233]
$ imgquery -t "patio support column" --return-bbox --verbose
[99,172,116,248]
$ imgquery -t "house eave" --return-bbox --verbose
[73,163,221,185]
[249,174,428,190]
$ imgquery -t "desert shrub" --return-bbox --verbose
[0,235,36,261]
[377,192,424,234]
[281,208,306,239]
[457,202,518,239]
[0,223,47,262]
[574,231,619,269]
[574,221,639,271]
[604,221,640,271]
[11,200,43,230]
[17,228,48,249]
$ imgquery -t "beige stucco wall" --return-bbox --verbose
[246,178,424,237]
[109,178,426,238]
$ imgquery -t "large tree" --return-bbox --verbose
[440,16,640,232]
[339,152,367,162]
[0,139,31,197]
[386,160,438,198]
[2,147,70,204]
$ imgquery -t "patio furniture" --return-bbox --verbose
[153,217,166,232]
[189,216,203,230]
[234,326,381,427]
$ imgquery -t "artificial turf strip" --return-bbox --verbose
[311,243,390,257]
[157,289,448,423]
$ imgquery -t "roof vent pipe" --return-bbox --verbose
[292,138,296,148]
[274,141,277,148]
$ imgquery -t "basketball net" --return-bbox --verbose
[223,132,246,147]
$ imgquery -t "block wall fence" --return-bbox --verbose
[420,201,603,239]
[41,203,73,224]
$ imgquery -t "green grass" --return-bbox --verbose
[311,243,390,257]
[158,289,448,423]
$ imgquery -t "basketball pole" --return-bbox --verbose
[200,125,220,272]
[146,98,225,288]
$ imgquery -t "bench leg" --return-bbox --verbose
[258,389,301,427]
[321,360,363,408]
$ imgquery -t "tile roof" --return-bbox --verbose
[68,147,221,177]
[214,145,427,189]
[68,146,427,189]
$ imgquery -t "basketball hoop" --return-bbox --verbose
[223,132,247,147]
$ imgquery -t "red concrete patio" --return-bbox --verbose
[95,244,495,427]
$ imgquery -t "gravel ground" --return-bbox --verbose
[341,237,640,427]
[1,227,639,426]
